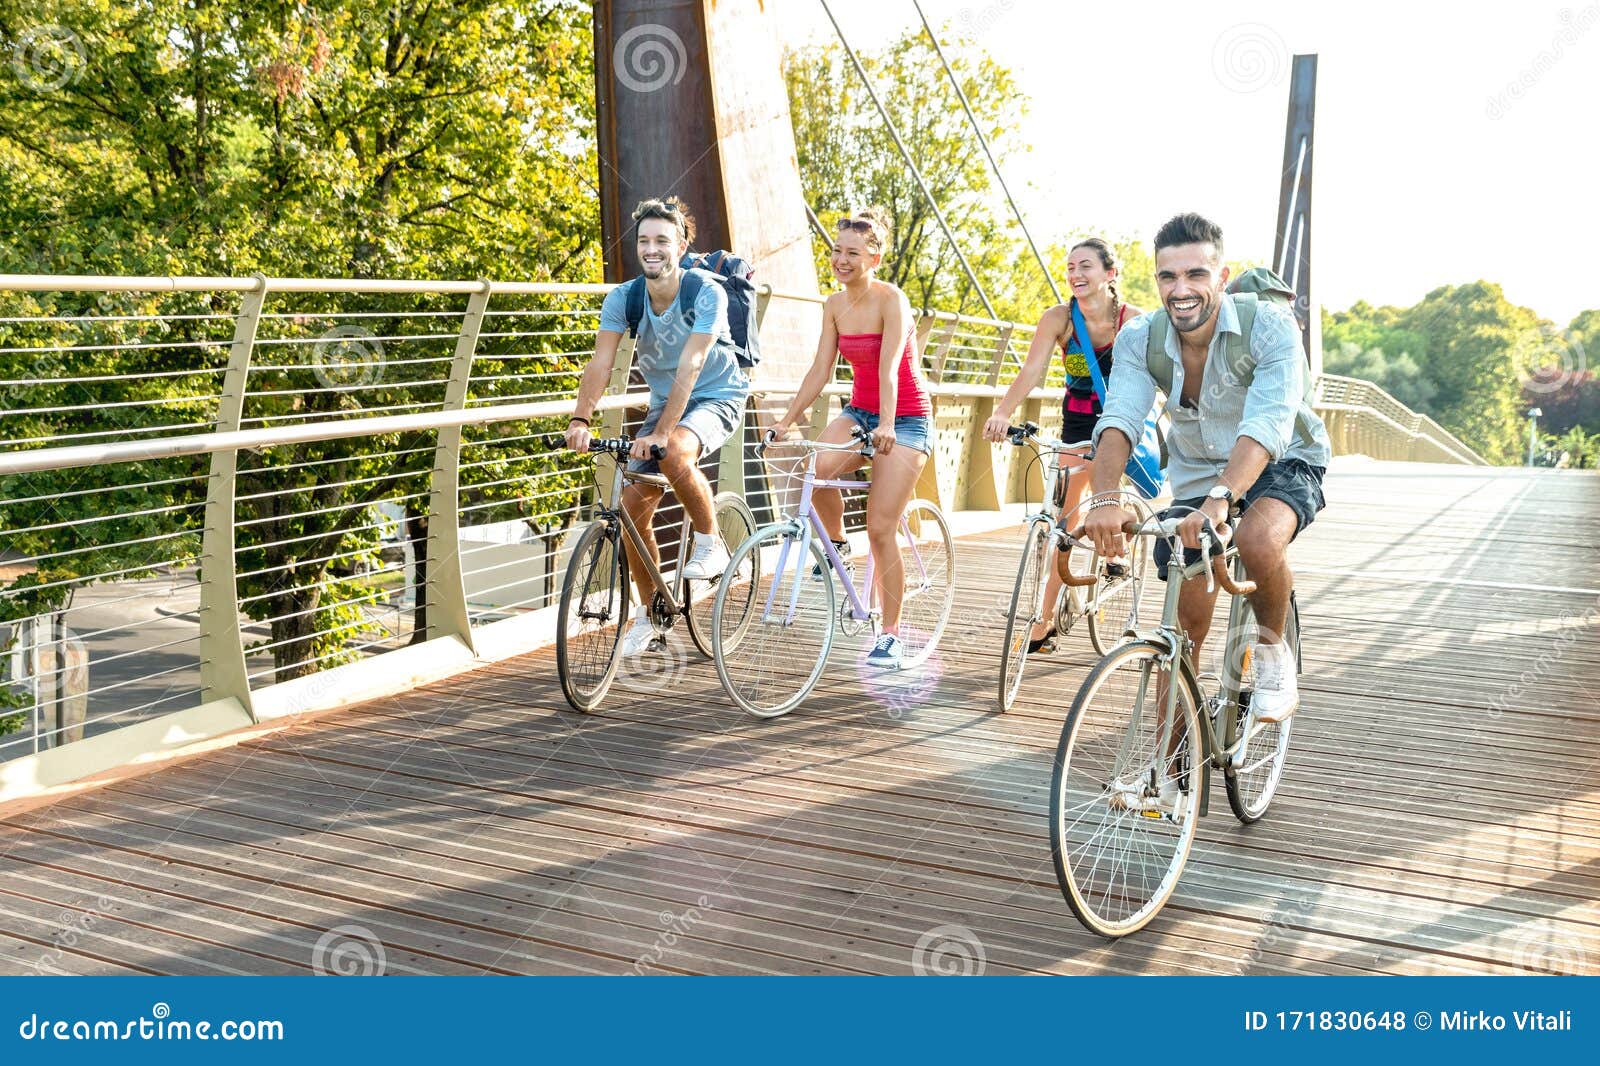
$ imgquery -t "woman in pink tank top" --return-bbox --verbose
[769,209,934,669]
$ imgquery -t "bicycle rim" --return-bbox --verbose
[713,524,835,718]
[1224,591,1298,823]
[685,493,758,658]
[1050,640,1201,937]
[1086,534,1149,657]
[894,499,954,669]
[556,521,628,713]
[998,520,1051,711]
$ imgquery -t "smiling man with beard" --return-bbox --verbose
[1083,212,1332,726]
[566,196,751,659]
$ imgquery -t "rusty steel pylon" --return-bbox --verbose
[1274,54,1317,360]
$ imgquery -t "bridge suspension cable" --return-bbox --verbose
[818,0,998,319]
[912,1,1062,305]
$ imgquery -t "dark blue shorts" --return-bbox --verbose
[1154,458,1326,580]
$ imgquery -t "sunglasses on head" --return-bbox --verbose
[836,217,876,234]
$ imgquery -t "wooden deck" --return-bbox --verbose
[2,459,1596,975]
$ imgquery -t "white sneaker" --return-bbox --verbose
[682,536,730,580]
[1249,641,1299,724]
[620,618,660,657]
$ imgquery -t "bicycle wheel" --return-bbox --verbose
[555,519,629,713]
[998,519,1051,712]
[1085,533,1149,656]
[1223,586,1299,823]
[684,492,758,658]
[713,523,836,718]
[1050,640,1202,938]
[893,499,954,669]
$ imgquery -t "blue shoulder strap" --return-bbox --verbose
[677,269,704,324]
[1073,298,1109,403]
[623,276,646,338]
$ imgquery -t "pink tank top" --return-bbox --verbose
[839,332,933,417]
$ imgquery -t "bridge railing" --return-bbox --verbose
[0,273,1483,802]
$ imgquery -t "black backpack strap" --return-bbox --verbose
[677,269,704,325]
[623,276,646,339]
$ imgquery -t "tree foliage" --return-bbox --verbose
[0,1,598,691]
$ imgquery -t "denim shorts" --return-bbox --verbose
[627,396,744,474]
[840,405,933,456]
[1153,458,1326,580]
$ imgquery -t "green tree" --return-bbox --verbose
[0,1,599,687]
[784,26,1051,324]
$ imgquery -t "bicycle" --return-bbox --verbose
[710,428,955,719]
[1047,508,1301,937]
[554,435,759,713]
[996,421,1151,712]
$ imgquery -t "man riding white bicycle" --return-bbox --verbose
[1084,213,1331,726]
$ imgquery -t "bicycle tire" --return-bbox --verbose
[1050,639,1202,938]
[684,492,759,658]
[893,499,955,670]
[1223,587,1300,824]
[712,523,836,718]
[555,519,629,713]
[998,519,1051,712]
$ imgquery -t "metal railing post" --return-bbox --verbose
[425,282,493,650]
[930,315,960,384]
[199,276,266,716]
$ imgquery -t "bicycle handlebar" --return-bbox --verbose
[757,425,874,459]
[1058,511,1258,596]
[546,433,666,461]
[1005,422,1093,456]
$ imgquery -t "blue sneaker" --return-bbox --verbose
[866,633,904,670]
[812,539,852,580]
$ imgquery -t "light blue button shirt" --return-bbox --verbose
[1092,294,1332,500]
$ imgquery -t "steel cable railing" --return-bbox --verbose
[0,272,1486,793]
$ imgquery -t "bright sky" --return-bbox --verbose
[773,0,1600,325]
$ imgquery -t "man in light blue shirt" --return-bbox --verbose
[1086,213,1330,730]
[566,196,750,656]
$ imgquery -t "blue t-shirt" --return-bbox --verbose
[598,269,750,408]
